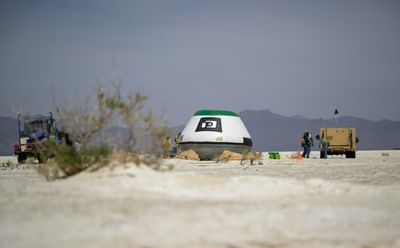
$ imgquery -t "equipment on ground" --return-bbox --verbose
[316,127,359,158]
[13,112,71,163]
[179,110,252,160]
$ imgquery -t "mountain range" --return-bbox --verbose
[1,110,399,155]
[237,110,400,151]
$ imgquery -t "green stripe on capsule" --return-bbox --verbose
[194,110,238,116]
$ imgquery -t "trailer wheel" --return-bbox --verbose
[37,155,48,164]
[17,155,27,164]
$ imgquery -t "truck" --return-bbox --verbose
[317,128,359,158]
[13,112,71,163]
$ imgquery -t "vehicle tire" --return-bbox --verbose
[346,151,356,159]
[320,151,324,159]
[17,155,26,164]
[37,155,48,164]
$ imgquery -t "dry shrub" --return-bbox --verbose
[40,79,168,180]
[59,81,167,154]
[240,151,263,165]
[39,142,111,179]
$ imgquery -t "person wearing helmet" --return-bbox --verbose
[301,130,314,158]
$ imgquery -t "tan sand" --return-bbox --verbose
[1,151,400,248]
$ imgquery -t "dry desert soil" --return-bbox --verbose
[1,150,400,248]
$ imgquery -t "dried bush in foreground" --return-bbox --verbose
[50,142,110,175]
[40,81,169,179]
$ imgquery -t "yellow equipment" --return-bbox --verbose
[318,128,359,158]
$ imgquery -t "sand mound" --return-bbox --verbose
[217,150,242,161]
[175,150,200,160]
[106,152,141,164]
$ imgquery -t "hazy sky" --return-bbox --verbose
[1,0,399,126]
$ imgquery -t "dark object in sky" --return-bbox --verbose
[334,109,339,115]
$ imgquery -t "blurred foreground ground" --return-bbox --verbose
[1,151,400,248]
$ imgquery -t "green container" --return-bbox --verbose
[268,152,280,159]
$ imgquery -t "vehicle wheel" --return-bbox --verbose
[17,155,26,164]
[320,151,324,159]
[37,155,48,164]
[346,152,356,159]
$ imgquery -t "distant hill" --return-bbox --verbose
[173,110,400,152]
[1,111,400,155]
[237,110,400,151]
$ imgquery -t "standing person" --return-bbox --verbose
[172,132,181,156]
[320,137,330,159]
[301,131,314,158]
[162,136,173,158]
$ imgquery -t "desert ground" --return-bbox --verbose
[1,150,400,248]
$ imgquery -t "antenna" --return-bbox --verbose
[334,109,339,127]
